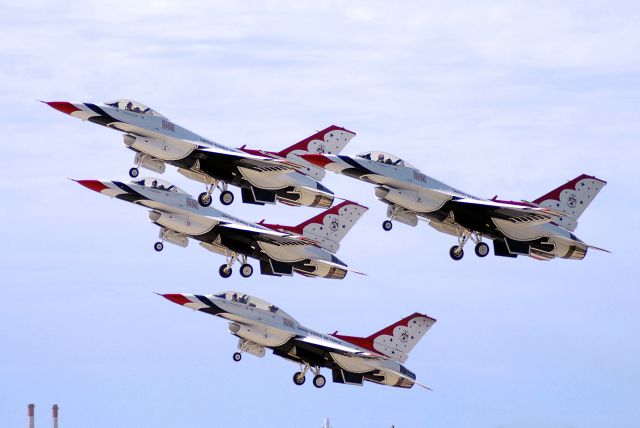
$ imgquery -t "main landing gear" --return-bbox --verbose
[449,228,490,261]
[292,363,326,388]
[198,180,235,207]
[218,253,253,279]
[382,220,393,231]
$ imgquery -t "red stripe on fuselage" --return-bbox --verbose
[300,154,334,169]
[161,294,193,306]
[76,180,110,193]
[45,101,81,115]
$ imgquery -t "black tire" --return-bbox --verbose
[293,372,306,386]
[449,245,464,261]
[232,352,242,362]
[220,190,234,206]
[313,374,326,388]
[154,242,164,252]
[129,167,139,178]
[219,264,232,278]
[198,192,212,207]
[239,263,253,278]
[382,220,393,231]
[475,242,490,258]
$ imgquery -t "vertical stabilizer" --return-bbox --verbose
[332,313,436,363]
[532,174,606,231]
[260,200,367,253]
[275,126,356,180]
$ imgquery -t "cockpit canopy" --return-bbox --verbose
[214,291,296,320]
[104,99,167,119]
[132,177,189,195]
[356,151,416,169]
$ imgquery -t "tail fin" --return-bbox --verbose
[332,313,436,363]
[275,125,356,181]
[532,174,607,231]
[261,200,367,253]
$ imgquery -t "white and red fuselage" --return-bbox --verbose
[303,152,607,261]
[77,178,366,279]
[161,291,435,389]
[46,99,355,208]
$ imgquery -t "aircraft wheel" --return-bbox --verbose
[232,352,242,362]
[219,264,232,278]
[198,192,212,207]
[449,245,464,261]
[475,242,490,258]
[382,220,393,231]
[239,263,253,278]
[154,242,164,252]
[293,372,306,386]
[220,190,234,206]
[129,167,139,178]
[313,374,326,388]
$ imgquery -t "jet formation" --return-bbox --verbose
[46,98,608,389]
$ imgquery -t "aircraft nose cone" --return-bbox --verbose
[301,154,334,168]
[161,294,193,306]
[75,179,110,193]
[43,101,81,115]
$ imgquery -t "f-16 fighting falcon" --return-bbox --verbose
[302,151,607,261]
[76,177,367,279]
[45,99,355,208]
[161,291,435,389]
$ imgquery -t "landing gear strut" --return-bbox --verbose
[219,264,232,278]
[293,371,306,386]
[197,180,235,207]
[218,253,253,279]
[292,364,325,388]
[448,225,489,260]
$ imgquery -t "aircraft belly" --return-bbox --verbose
[257,242,308,263]
[381,188,450,213]
[128,135,197,161]
[152,211,217,236]
[492,218,546,241]
[330,353,374,373]
[237,167,290,190]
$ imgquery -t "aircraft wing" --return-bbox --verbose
[451,198,562,224]
[215,222,319,247]
[197,146,297,173]
[296,335,378,358]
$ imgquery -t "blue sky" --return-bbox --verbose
[1,1,639,427]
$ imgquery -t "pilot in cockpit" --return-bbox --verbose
[377,153,385,163]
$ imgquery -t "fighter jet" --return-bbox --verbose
[160,291,435,389]
[76,177,367,279]
[45,99,355,208]
[302,151,607,261]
